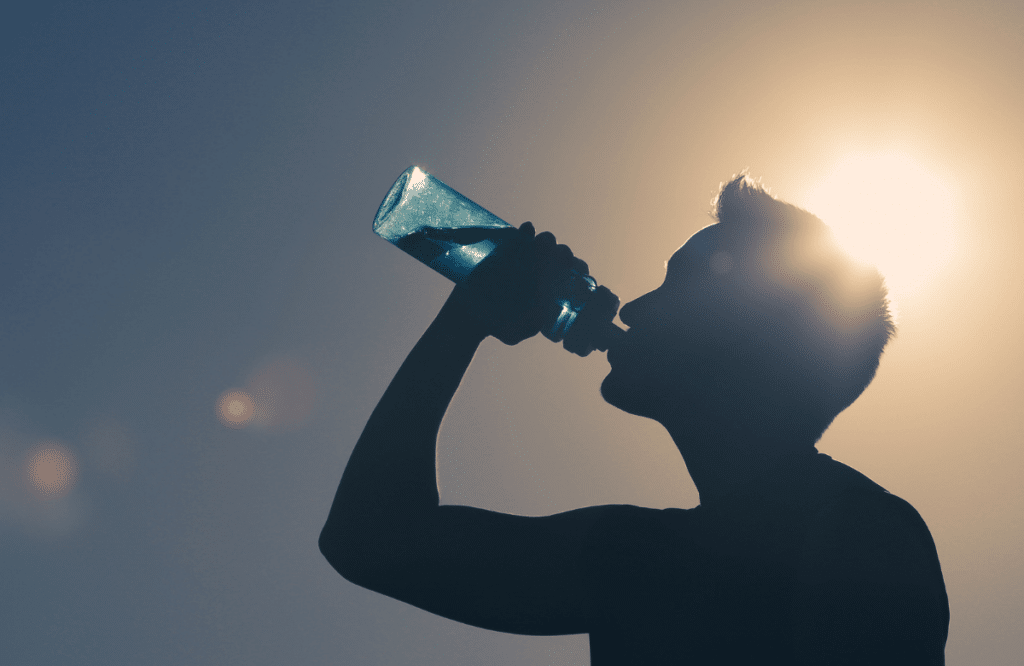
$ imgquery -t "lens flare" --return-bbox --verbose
[25,442,78,498]
[802,151,959,303]
[246,357,317,431]
[216,390,256,428]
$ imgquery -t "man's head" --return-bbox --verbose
[602,175,895,448]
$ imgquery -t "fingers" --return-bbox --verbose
[535,230,556,248]
[531,228,588,275]
[465,222,592,346]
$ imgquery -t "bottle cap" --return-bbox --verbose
[561,284,621,357]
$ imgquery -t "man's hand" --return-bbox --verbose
[445,222,590,346]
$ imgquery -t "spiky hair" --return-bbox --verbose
[708,174,895,442]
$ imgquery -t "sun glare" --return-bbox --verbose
[802,151,959,304]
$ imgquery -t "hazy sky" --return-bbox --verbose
[2,1,1022,664]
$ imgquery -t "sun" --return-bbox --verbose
[801,151,959,304]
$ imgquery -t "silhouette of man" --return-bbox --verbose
[320,175,949,664]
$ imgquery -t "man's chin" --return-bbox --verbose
[600,372,643,417]
[602,369,671,421]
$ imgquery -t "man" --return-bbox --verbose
[319,175,949,664]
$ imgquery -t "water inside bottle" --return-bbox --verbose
[393,225,520,283]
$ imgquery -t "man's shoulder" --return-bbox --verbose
[792,452,889,496]
[803,455,934,546]
[793,465,950,662]
[799,474,945,593]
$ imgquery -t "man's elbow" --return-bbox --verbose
[319,521,370,585]
[319,519,396,590]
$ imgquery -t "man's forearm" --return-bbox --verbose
[319,293,487,577]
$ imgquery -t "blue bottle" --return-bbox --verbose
[373,166,623,356]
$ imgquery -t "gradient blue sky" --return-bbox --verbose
[2,2,1022,664]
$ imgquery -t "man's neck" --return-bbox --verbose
[662,417,816,505]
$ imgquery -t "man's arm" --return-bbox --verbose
[317,290,484,581]
[319,227,628,635]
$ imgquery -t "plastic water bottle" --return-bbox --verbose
[372,166,623,356]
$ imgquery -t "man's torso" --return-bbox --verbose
[584,453,948,665]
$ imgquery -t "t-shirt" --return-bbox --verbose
[583,453,949,665]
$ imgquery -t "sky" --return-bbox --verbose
[2,1,1022,664]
